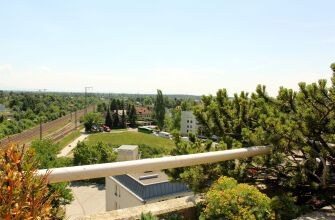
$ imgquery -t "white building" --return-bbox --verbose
[106,145,191,211]
[180,111,198,136]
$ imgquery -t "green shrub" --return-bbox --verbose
[202,176,274,220]
[73,141,117,165]
[141,212,159,220]
[271,193,300,220]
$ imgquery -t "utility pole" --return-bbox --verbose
[85,86,93,114]
[74,110,78,130]
[39,120,43,140]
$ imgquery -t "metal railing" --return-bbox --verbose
[38,145,271,183]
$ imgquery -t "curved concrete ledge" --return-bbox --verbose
[38,146,271,183]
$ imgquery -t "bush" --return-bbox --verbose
[141,212,159,220]
[73,141,117,165]
[271,193,300,220]
[202,176,274,220]
[0,144,55,219]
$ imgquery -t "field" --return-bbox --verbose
[86,131,175,155]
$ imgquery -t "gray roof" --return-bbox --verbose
[113,174,191,201]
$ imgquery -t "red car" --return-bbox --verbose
[103,125,111,132]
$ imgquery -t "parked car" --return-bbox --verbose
[103,125,111,132]
[158,131,172,139]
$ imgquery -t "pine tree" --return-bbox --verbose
[154,89,165,130]
[113,104,120,129]
[105,109,113,128]
[110,99,117,112]
[128,104,137,127]
[121,109,126,128]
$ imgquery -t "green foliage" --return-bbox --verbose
[141,212,159,220]
[154,89,166,130]
[127,104,137,127]
[81,112,103,132]
[202,176,274,220]
[331,62,335,73]
[30,139,74,214]
[30,139,62,168]
[73,141,117,165]
[271,193,300,220]
[0,144,55,219]
[0,92,97,138]
[105,109,113,128]
[168,65,335,211]
[166,137,243,192]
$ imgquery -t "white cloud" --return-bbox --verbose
[0,64,12,75]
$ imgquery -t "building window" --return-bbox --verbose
[187,125,189,128]
[115,202,118,210]
[187,120,189,123]
[187,130,188,133]
[115,185,117,196]
[190,120,193,123]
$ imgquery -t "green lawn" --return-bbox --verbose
[86,131,175,153]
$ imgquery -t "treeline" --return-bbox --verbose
[99,98,137,128]
[0,92,97,139]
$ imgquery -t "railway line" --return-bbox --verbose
[0,105,95,148]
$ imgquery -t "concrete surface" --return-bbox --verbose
[65,181,106,220]
[57,130,88,157]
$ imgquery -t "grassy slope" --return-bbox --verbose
[86,131,175,152]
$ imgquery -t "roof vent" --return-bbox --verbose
[139,174,159,180]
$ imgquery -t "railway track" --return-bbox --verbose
[0,105,95,148]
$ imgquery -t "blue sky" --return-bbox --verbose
[0,0,334,96]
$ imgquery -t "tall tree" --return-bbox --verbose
[154,89,165,130]
[112,104,120,129]
[105,109,113,128]
[128,104,137,127]
[110,99,117,112]
[121,109,126,128]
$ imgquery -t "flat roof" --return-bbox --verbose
[111,171,191,201]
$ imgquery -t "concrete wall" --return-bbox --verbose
[83,195,202,220]
[106,177,143,211]
[181,111,198,136]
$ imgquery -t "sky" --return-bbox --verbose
[0,0,334,96]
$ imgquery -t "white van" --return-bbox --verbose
[158,131,171,139]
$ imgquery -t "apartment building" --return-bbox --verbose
[180,111,198,136]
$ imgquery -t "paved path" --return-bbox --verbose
[65,181,106,220]
[57,130,89,157]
